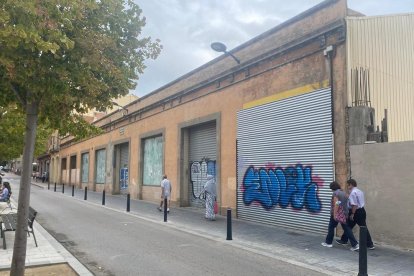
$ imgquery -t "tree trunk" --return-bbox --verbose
[10,101,38,276]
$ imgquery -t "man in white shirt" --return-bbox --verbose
[158,175,171,212]
[336,179,375,250]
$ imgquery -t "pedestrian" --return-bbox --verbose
[0,182,11,202]
[203,175,217,221]
[322,181,360,251]
[158,175,171,212]
[336,179,375,250]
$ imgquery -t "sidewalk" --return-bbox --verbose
[0,216,90,275]
[5,179,414,275]
[0,180,92,275]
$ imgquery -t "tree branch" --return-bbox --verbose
[10,84,26,107]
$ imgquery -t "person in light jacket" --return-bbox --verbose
[203,175,216,221]
[158,175,172,212]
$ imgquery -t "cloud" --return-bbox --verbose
[133,0,414,97]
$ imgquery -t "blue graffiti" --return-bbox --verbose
[242,164,322,212]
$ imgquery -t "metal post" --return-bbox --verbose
[72,185,75,197]
[62,183,65,194]
[102,190,106,205]
[54,183,56,192]
[163,197,167,222]
[226,208,232,240]
[48,182,50,190]
[84,187,87,200]
[358,226,368,276]
[127,193,130,212]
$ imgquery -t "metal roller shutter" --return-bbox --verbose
[120,143,129,168]
[237,88,334,233]
[189,122,217,208]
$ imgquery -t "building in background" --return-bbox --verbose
[45,0,414,249]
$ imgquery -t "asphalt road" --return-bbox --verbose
[6,175,324,276]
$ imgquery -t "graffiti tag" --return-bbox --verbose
[190,160,216,199]
[242,164,322,212]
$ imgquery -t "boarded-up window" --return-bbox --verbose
[95,149,106,184]
[143,136,163,186]
[81,153,89,183]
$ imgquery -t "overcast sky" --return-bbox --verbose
[132,0,414,97]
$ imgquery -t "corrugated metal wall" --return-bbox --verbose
[237,88,334,233]
[120,143,129,168]
[347,14,414,142]
[189,122,217,161]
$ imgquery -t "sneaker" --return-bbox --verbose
[157,207,162,212]
[321,242,333,248]
[351,244,360,251]
[336,239,348,245]
[368,245,375,250]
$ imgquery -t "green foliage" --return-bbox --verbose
[0,0,161,133]
[1,2,162,269]
[0,105,52,161]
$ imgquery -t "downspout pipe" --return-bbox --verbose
[324,45,335,133]
[324,45,336,182]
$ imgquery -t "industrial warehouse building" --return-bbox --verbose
[38,0,414,249]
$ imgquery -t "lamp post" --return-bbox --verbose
[211,42,240,64]
[111,101,128,116]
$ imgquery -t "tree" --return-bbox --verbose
[0,104,52,163]
[0,1,161,274]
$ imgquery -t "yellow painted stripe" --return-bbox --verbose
[243,80,330,109]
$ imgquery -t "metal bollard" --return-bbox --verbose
[72,185,75,197]
[48,182,50,190]
[84,187,88,200]
[102,190,106,205]
[163,198,168,222]
[127,193,130,212]
[358,226,368,276]
[226,208,232,240]
[54,183,56,192]
[62,183,65,194]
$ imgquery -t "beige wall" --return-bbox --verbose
[350,142,414,250]
[59,49,344,210]
[58,0,348,212]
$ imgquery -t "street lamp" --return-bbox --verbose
[111,101,128,116]
[211,42,240,64]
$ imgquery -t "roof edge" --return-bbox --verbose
[134,0,341,102]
